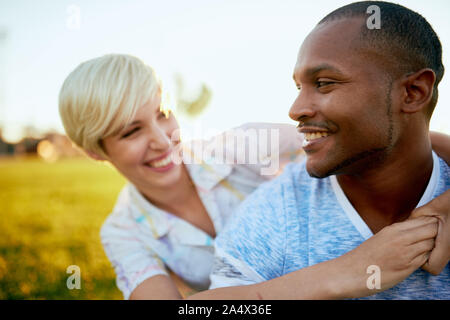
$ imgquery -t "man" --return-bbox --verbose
[207,1,450,299]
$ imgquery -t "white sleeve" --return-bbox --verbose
[209,246,265,289]
[208,172,288,289]
[100,211,168,299]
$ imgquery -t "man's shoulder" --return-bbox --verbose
[220,161,322,237]
[438,156,450,183]
[436,155,450,195]
[250,161,313,196]
[214,163,307,281]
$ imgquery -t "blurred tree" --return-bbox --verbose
[174,73,212,118]
[22,125,40,139]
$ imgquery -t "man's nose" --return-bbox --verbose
[288,90,316,122]
[148,126,171,150]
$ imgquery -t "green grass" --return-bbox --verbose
[0,156,127,299]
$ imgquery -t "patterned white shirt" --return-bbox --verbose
[100,123,304,299]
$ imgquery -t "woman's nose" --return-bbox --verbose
[148,126,171,150]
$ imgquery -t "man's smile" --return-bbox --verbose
[298,126,333,151]
[302,132,332,151]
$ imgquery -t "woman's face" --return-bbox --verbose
[101,93,183,190]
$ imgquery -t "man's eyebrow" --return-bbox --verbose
[306,64,345,77]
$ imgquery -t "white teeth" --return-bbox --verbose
[304,132,330,142]
[148,154,172,168]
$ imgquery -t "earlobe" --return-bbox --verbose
[401,69,436,114]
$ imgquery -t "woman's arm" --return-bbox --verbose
[193,122,304,178]
[187,216,437,300]
[100,210,182,300]
[409,189,450,276]
[430,131,450,165]
[129,275,182,300]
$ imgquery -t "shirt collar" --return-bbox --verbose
[129,183,215,246]
[416,150,440,207]
[128,183,170,238]
[330,150,441,240]
[126,141,233,240]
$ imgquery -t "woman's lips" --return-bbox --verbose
[144,161,175,173]
[144,151,176,172]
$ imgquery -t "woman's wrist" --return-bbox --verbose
[324,251,372,299]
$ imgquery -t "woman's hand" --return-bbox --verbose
[338,216,438,298]
[409,190,450,275]
[190,196,445,300]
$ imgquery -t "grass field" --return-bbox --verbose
[0,156,127,299]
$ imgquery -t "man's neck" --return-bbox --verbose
[336,137,434,234]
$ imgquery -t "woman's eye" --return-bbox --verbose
[121,127,140,138]
[158,110,170,119]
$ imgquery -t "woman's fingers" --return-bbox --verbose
[393,216,437,232]
[411,251,431,270]
[405,219,439,245]
[407,191,450,276]
[422,256,448,276]
[388,216,438,245]
[409,238,435,257]
[421,219,450,276]
[409,190,450,219]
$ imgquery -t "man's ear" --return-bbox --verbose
[400,68,436,114]
[86,150,106,161]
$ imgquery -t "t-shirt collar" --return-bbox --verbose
[330,151,440,240]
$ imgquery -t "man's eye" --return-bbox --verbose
[121,127,140,138]
[316,81,334,88]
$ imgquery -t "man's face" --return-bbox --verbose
[290,18,396,178]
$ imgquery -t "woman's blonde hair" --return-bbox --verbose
[59,54,161,158]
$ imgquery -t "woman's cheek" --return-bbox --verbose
[122,136,148,165]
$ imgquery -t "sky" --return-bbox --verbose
[0,0,449,142]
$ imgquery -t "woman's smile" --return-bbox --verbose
[143,150,176,173]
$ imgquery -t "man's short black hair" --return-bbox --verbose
[319,1,444,118]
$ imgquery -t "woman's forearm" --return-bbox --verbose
[187,254,366,300]
[129,275,183,300]
[188,216,438,300]
[430,131,450,165]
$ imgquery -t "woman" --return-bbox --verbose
[58,54,450,299]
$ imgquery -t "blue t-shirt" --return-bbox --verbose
[210,152,450,299]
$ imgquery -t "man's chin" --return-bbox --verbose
[305,161,332,179]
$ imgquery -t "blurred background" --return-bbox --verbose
[0,0,449,299]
